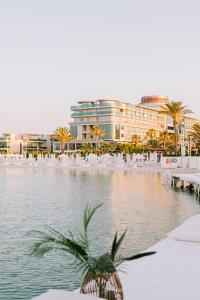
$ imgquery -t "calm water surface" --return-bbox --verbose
[0,167,200,300]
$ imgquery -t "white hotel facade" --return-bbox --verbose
[69,96,199,149]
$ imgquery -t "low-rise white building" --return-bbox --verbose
[0,133,52,154]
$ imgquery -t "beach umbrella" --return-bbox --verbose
[32,289,98,300]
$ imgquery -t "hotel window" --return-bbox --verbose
[70,126,78,139]
[98,116,111,121]
[82,133,87,140]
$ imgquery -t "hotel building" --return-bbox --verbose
[69,96,199,148]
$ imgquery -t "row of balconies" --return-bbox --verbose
[71,110,160,120]
[71,102,110,109]
[24,146,48,150]
[71,102,162,113]
[29,138,48,142]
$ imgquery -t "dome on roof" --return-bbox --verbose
[141,96,169,105]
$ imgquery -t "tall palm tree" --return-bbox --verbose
[89,126,105,150]
[52,127,71,153]
[162,101,191,156]
[28,204,156,299]
[131,134,142,147]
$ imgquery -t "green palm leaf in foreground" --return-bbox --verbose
[28,204,156,298]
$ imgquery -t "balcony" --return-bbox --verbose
[71,102,111,110]
[24,145,48,150]
[71,110,114,117]
[70,101,140,112]
[29,138,48,142]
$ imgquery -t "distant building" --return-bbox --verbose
[0,134,23,153]
[69,96,199,148]
[0,133,51,154]
[22,134,51,154]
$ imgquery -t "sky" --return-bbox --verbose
[0,0,200,134]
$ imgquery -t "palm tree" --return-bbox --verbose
[131,134,142,147]
[192,123,200,148]
[99,142,114,155]
[162,101,191,156]
[81,143,93,156]
[28,204,156,300]
[158,131,174,154]
[145,129,159,150]
[145,129,157,140]
[89,126,105,150]
[116,143,130,155]
[52,127,71,153]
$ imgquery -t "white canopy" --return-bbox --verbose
[32,290,97,300]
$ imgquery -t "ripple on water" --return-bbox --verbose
[0,167,200,299]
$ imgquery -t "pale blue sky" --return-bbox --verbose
[0,0,200,133]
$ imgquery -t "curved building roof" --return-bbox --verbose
[140,96,169,107]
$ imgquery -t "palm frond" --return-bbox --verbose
[29,243,70,257]
[62,238,88,259]
[83,204,102,238]
[45,225,67,240]
[123,251,156,261]
[111,233,118,260]
[28,228,88,261]
[111,230,127,261]
[113,255,124,267]
[77,233,90,250]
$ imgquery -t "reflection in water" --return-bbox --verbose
[0,167,199,299]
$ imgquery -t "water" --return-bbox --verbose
[0,167,200,300]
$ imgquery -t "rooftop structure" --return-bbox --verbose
[140,95,169,107]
